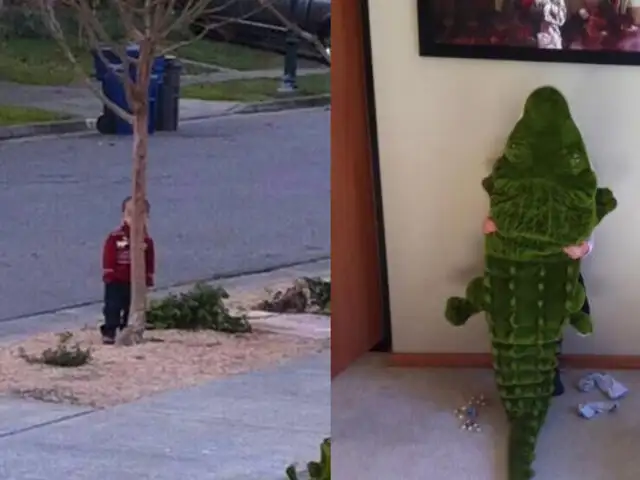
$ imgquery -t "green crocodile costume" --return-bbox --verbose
[444,86,617,480]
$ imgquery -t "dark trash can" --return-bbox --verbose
[156,55,182,132]
[96,103,117,135]
[91,45,165,136]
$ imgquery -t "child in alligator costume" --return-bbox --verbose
[444,85,617,480]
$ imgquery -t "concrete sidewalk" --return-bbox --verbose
[181,67,329,85]
[0,350,329,480]
[0,66,329,121]
[0,81,239,121]
[0,259,330,344]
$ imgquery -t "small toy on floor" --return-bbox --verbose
[454,394,487,432]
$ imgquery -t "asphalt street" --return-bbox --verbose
[0,108,329,321]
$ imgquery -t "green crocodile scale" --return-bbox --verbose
[444,86,617,480]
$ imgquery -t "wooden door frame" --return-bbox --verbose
[330,0,392,378]
[361,0,392,353]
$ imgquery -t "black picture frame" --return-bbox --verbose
[417,0,640,66]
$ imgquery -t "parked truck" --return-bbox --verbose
[181,0,331,64]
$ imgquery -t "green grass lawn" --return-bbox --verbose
[0,37,318,86]
[0,105,70,126]
[174,39,322,71]
[0,38,93,85]
[181,74,330,102]
[175,41,288,71]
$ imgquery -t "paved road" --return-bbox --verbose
[0,108,329,321]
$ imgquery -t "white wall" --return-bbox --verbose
[368,0,640,355]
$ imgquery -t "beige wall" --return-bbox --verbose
[368,0,640,355]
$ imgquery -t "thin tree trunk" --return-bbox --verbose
[118,46,151,346]
[124,106,149,344]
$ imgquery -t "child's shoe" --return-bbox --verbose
[99,325,116,345]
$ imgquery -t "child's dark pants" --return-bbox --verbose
[553,273,590,396]
[100,282,131,339]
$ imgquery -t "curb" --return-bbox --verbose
[181,94,331,123]
[0,95,329,141]
[230,94,330,115]
[0,258,330,344]
[0,118,95,141]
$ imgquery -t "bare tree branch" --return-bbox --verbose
[156,0,178,31]
[159,0,239,37]
[256,0,330,65]
[37,0,134,122]
[108,0,142,39]
[160,10,266,54]
[159,0,269,53]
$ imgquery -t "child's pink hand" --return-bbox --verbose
[563,242,590,260]
[483,217,497,234]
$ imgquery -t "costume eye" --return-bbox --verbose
[505,142,528,163]
[568,152,584,169]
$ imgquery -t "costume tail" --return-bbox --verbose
[493,340,555,479]
[507,416,543,480]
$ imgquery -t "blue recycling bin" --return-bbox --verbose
[102,69,161,135]
[92,45,165,135]
[92,45,165,81]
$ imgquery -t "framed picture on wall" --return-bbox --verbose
[417,0,640,66]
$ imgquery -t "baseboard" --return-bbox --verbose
[389,353,640,370]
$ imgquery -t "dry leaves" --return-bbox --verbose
[0,327,326,408]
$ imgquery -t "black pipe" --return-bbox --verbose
[278,0,300,93]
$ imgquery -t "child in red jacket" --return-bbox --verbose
[100,196,155,344]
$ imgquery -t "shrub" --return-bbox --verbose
[146,283,252,333]
[257,277,331,315]
[0,6,52,39]
[304,277,331,313]
[18,332,91,368]
[258,282,308,313]
[286,438,331,480]
[0,5,125,40]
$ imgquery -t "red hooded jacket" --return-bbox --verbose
[102,223,155,286]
